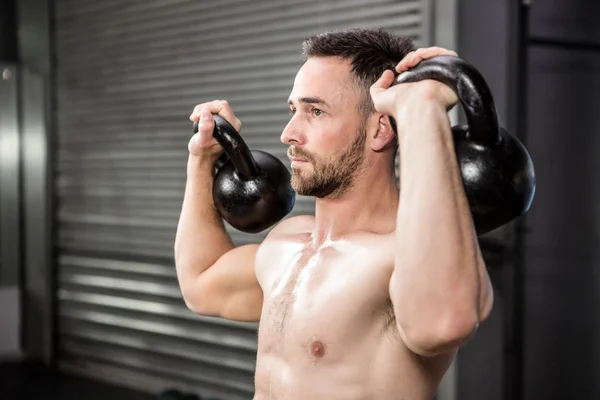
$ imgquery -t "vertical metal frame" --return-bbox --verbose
[447,1,532,400]
[0,64,21,288]
[0,63,23,360]
[17,0,56,365]
[503,2,531,400]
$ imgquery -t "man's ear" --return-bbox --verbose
[370,114,396,152]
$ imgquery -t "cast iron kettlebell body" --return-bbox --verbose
[394,55,536,235]
[193,115,295,233]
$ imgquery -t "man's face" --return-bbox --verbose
[282,57,369,199]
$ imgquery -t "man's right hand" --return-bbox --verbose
[178,99,263,323]
[188,100,242,157]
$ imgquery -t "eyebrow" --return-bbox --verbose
[287,96,330,108]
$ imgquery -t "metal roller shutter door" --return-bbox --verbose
[53,1,431,398]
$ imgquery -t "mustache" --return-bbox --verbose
[288,147,315,162]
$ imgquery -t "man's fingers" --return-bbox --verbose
[397,53,422,72]
[189,100,241,132]
[190,100,223,121]
[369,70,396,114]
[395,47,458,72]
[197,108,215,137]
[370,69,395,94]
[395,50,416,72]
[189,105,202,121]
[396,51,425,72]
[417,46,458,59]
[212,100,242,132]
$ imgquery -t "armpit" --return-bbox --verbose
[379,299,401,340]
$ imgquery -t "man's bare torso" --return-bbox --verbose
[252,216,455,400]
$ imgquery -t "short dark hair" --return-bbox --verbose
[301,28,416,122]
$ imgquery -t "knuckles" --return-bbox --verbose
[191,99,242,133]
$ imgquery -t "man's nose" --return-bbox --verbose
[281,118,304,145]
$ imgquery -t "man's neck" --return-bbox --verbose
[311,171,399,248]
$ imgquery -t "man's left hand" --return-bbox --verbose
[369,46,460,118]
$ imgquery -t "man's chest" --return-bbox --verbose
[257,244,395,358]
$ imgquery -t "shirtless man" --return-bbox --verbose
[175,28,493,400]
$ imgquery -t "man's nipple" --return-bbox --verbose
[310,340,327,358]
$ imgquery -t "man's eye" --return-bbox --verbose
[289,108,296,116]
[313,108,323,117]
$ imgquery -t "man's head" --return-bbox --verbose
[282,28,415,199]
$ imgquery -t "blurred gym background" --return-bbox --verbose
[0,0,598,399]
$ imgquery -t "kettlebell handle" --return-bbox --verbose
[394,55,501,145]
[193,113,295,233]
[193,115,259,181]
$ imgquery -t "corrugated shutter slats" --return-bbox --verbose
[53,1,429,398]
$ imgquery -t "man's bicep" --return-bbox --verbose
[184,243,263,322]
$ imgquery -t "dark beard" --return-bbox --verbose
[290,123,367,199]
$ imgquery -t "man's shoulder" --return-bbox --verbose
[254,215,313,284]
[255,215,312,260]
[264,215,315,241]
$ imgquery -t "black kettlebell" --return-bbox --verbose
[193,115,295,233]
[393,55,536,235]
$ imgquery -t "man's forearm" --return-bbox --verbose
[174,155,235,284]
[391,100,487,354]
